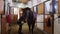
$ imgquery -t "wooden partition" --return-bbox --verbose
[14,15,18,24]
[9,15,18,24]
[1,15,6,34]
[10,15,15,24]
[58,0,60,14]
[44,15,53,34]
[37,3,44,14]
[0,0,4,14]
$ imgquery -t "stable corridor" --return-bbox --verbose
[6,23,47,34]
[0,0,59,34]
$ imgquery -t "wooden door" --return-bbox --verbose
[44,15,53,34]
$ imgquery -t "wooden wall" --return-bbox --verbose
[37,3,44,14]
[1,15,6,34]
[44,15,53,34]
[0,0,4,14]
[58,0,60,14]
[37,3,53,34]
[1,0,5,34]
[1,15,18,34]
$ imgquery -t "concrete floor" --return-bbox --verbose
[6,23,47,34]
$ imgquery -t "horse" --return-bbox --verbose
[23,7,37,34]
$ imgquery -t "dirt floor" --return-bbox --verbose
[6,23,47,34]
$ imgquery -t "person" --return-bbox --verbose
[17,8,24,34]
[24,7,37,34]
